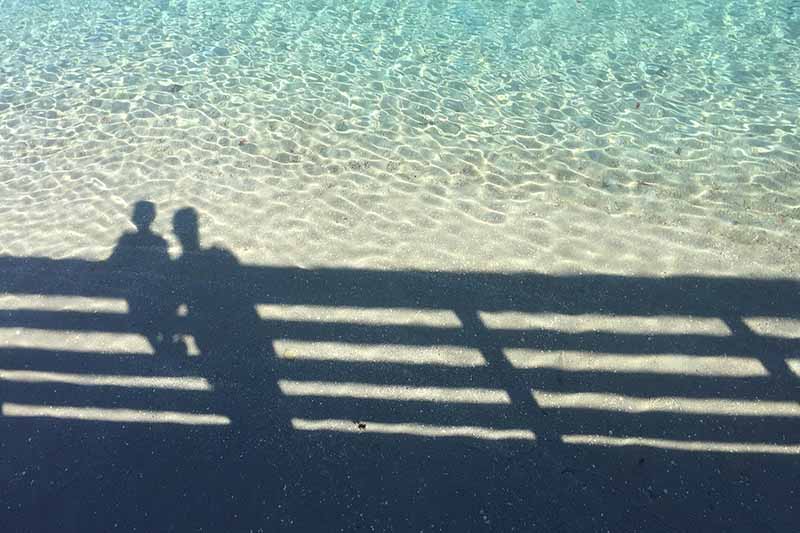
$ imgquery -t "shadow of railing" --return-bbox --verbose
[1,254,798,454]
[3,252,800,530]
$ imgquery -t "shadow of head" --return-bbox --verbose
[131,200,157,233]
[173,206,200,252]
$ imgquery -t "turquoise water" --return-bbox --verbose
[1,0,799,269]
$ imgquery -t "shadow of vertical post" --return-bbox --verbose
[455,307,557,443]
[723,315,796,384]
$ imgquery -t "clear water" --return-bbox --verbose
[1,0,799,271]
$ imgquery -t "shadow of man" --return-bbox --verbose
[171,207,279,426]
[107,200,184,356]
[169,207,299,524]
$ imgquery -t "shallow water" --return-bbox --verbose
[1,0,799,274]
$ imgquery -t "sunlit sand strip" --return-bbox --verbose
[184,335,201,356]
[479,312,730,336]
[0,370,212,390]
[257,305,461,327]
[505,350,768,376]
[533,391,800,417]
[743,317,800,339]
[279,380,510,404]
[274,340,485,366]
[0,328,152,354]
[2,403,230,425]
[0,295,128,313]
[562,434,800,455]
[787,359,800,378]
[291,418,535,441]
[175,306,201,356]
